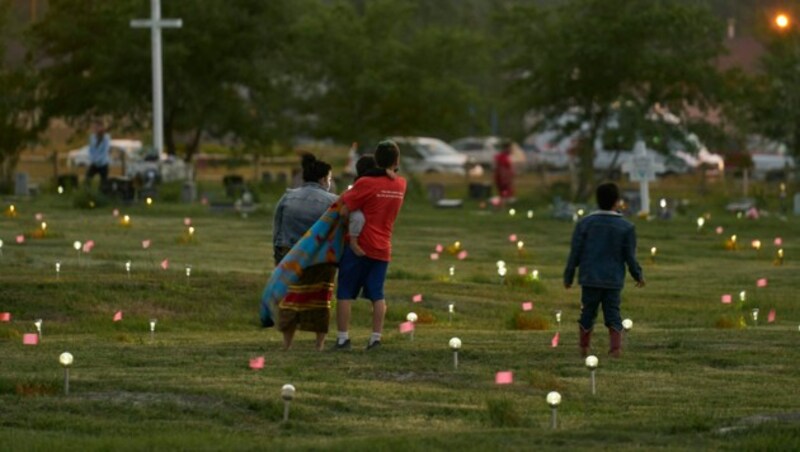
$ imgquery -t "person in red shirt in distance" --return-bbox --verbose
[494,139,515,203]
[334,140,407,350]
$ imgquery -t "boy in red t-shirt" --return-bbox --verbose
[335,140,407,350]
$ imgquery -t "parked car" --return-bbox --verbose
[346,137,468,175]
[450,136,527,170]
[67,139,144,168]
[746,136,795,181]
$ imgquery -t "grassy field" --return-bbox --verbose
[1,174,799,451]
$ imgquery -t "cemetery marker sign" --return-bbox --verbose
[623,140,664,215]
[131,0,182,158]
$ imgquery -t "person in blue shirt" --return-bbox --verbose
[564,182,645,358]
[86,120,110,187]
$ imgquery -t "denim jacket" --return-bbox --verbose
[563,210,643,289]
[273,182,337,250]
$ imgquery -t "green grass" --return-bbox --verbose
[1,175,800,451]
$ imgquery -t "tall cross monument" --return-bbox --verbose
[131,0,182,157]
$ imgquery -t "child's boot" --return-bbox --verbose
[579,326,592,357]
[608,328,622,358]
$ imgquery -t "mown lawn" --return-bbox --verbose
[1,175,799,451]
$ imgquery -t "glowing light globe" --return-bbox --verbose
[585,355,599,369]
[59,352,73,367]
[449,337,462,350]
[73,241,82,251]
[622,319,633,331]
[407,312,418,323]
[546,391,562,407]
[281,384,296,401]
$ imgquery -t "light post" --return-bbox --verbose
[281,384,296,422]
[546,391,561,429]
[59,352,73,395]
[407,313,418,341]
[449,337,461,369]
[585,355,599,395]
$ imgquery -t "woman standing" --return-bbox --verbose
[272,153,337,350]
[494,140,515,203]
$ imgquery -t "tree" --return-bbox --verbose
[503,0,726,198]
[31,0,299,161]
[290,0,492,145]
[0,1,40,192]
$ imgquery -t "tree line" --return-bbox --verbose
[0,0,798,195]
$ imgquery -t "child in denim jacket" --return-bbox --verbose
[564,182,645,357]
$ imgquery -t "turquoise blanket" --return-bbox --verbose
[260,202,347,327]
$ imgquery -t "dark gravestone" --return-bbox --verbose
[794,193,800,216]
[223,175,245,198]
[261,172,273,185]
[427,183,445,203]
[102,177,135,202]
[14,172,28,196]
[468,183,491,200]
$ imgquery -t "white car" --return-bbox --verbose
[67,139,144,168]
[348,137,468,175]
[746,136,795,180]
[450,136,527,170]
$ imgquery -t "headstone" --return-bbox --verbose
[102,177,135,202]
[622,140,664,215]
[223,175,245,198]
[14,172,28,196]
[794,193,800,216]
[181,181,196,203]
[468,183,491,200]
[426,183,445,203]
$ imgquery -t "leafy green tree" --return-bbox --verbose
[0,1,40,192]
[503,0,726,198]
[290,0,491,145]
[31,0,299,161]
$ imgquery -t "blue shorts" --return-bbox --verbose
[336,247,389,302]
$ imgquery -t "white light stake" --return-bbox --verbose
[150,319,157,341]
[0,238,3,256]
[498,266,507,284]
[188,226,195,236]
[125,261,132,279]
[281,384,296,422]
[448,303,455,323]
[185,265,192,284]
[55,261,61,280]
[73,241,82,266]
[448,266,455,279]
[585,355,599,395]
[547,391,561,429]
[751,308,759,326]
[696,217,705,231]
[527,210,534,219]
[516,241,524,253]
[555,310,562,328]
[407,312,418,341]
[622,318,633,348]
[777,249,784,265]
[58,185,64,194]
[59,352,73,395]
[41,222,47,232]
[531,269,540,281]
[449,337,461,369]
[35,319,42,341]
[739,291,747,303]
[509,208,516,217]
[650,247,657,263]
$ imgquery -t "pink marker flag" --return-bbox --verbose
[161,259,169,270]
[16,235,24,244]
[768,309,776,323]
[517,267,527,276]
[430,253,440,261]
[82,240,95,253]
[435,244,443,253]
[249,356,265,370]
[715,226,724,235]
[0,312,11,322]
[457,250,468,260]
[23,333,38,345]
[721,294,732,304]
[112,209,120,217]
[35,213,43,221]
[508,234,518,242]
[495,371,513,385]
[184,217,192,226]
[774,237,783,246]
[399,321,415,333]
[551,332,560,348]
[522,302,533,311]
[113,311,123,322]
[142,239,151,249]
[412,294,423,303]
[757,278,768,288]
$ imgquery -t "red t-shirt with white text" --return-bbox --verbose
[341,175,407,262]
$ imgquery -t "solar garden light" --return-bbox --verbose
[739,291,747,303]
[527,210,534,219]
[751,308,759,326]
[150,319,157,341]
[777,249,784,266]
[555,310,562,328]
[281,384,296,422]
[0,238,3,256]
[448,265,455,279]
[59,352,73,395]
[35,319,42,341]
[73,241,82,265]
[448,303,455,323]
[125,261,132,279]
[509,208,516,217]
[585,355,599,395]
[696,217,705,231]
[449,337,461,370]
[650,247,657,263]
[185,265,192,285]
[55,261,61,280]
[546,391,562,429]
[531,269,540,281]
[498,266,507,284]
[407,312,418,341]
[622,318,633,348]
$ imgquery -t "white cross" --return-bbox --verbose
[131,0,182,158]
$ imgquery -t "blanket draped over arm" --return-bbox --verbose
[260,201,347,327]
